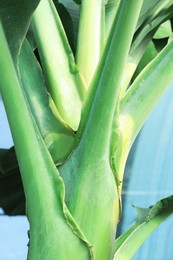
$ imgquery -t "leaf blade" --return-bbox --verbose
[0,0,40,59]
[114,196,173,260]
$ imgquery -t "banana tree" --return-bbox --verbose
[0,0,173,259]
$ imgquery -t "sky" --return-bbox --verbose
[0,99,13,148]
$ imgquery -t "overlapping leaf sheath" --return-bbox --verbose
[1,0,173,259]
[112,40,173,191]
[59,1,143,259]
[76,0,105,86]
[32,0,85,130]
[18,39,75,165]
[0,1,93,258]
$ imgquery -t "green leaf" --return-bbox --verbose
[0,0,40,218]
[0,0,40,60]
[76,0,105,87]
[0,149,7,172]
[113,40,173,190]
[153,37,170,52]
[105,0,121,39]
[59,1,143,259]
[114,195,173,260]
[0,22,92,259]
[120,0,173,93]
[132,0,173,56]
[132,41,158,82]
[148,195,173,220]
[59,0,80,49]
[0,148,17,174]
[72,0,81,4]
[0,148,25,215]
[0,0,41,217]
[154,20,172,39]
[18,39,76,165]
[26,25,37,51]
[32,0,85,130]
[53,1,76,52]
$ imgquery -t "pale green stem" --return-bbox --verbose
[79,0,144,157]
[60,2,143,259]
[0,22,90,259]
[32,0,85,130]
[76,0,105,87]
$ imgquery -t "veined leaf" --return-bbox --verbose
[114,195,173,259]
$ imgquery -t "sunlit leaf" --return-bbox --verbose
[114,195,173,260]
[154,20,172,39]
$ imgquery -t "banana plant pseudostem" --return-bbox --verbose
[0,0,173,259]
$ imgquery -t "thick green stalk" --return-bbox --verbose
[0,23,91,259]
[113,40,173,190]
[76,0,105,87]
[32,0,85,130]
[60,1,143,259]
[79,0,143,156]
